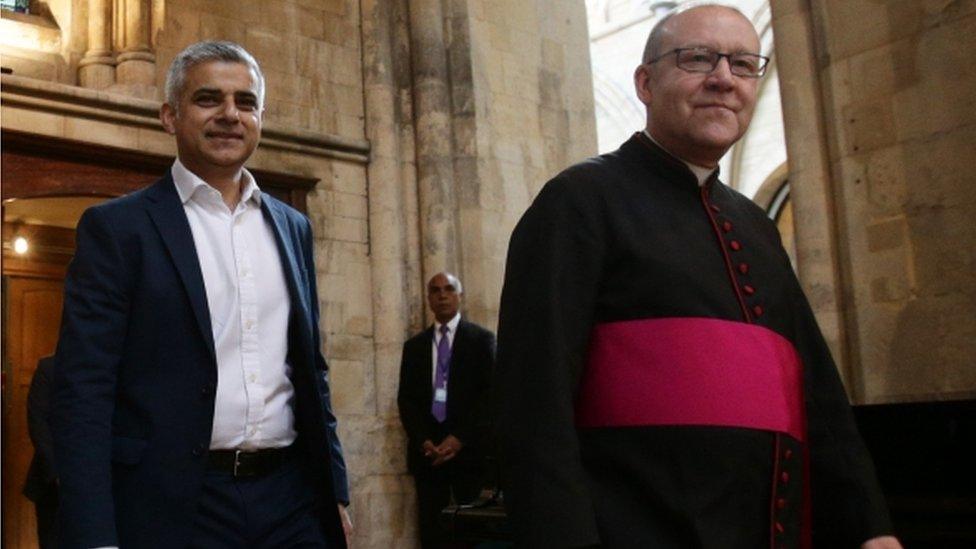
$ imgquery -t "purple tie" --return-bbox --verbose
[431,324,451,422]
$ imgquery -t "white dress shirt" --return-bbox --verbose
[431,313,461,386]
[172,160,297,451]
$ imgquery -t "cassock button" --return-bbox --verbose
[753,305,764,317]
[723,221,733,232]
[777,497,787,509]
[784,449,793,460]
[739,263,749,274]
[781,471,790,483]
[710,204,721,213]
[775,521,785,534]
[743,285,755,295]
[730,240,742,251]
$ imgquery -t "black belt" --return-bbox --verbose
[206,445,295,477]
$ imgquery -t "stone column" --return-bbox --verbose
[407,0,462,308]
[115,0,156,93]
[78,0,115,89]
[769,1,855,396]
[353,2,423,545]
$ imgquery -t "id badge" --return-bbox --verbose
[434,387,447,402]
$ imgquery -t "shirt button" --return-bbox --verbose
[730,240,742,251]
[739,263,749,274]
[722,221,732,232]
[245,320,254,330]
[743,285,755,295]
[249,373,257,383]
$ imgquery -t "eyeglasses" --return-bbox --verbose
[647,47,769,78]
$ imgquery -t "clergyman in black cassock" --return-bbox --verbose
[495,5,900,549]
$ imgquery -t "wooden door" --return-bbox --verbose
[2,275,64,549]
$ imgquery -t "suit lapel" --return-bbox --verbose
[420,327,435,401]
[143,177,314,362]
[261,198,311,338]
[450,320,468,367]
[144,175,216,358]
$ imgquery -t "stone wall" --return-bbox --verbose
[2,0,596,546]
[454,0,598,327]
[771,0,976,403]
[356,1,597,545]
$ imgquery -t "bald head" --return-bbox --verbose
[633,2,763,167]
[642,3,756,65]
[427,272,463,323]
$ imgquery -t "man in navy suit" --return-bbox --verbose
[52,41,352,549]
[397,272,495,548]
[24,356,59,549]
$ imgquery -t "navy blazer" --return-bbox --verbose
[24,356,58,502]
[52,174,349,549]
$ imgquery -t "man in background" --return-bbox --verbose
[398,272,495,548]
[24,356,58,549]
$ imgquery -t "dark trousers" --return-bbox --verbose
[188,453,328,548]
[413,456,483,549]
[32,488,59,549]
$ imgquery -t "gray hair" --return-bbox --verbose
[641,2,751,64]
[446,272,463,294]
[164,41,265,109]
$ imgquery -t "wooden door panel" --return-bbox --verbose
[3,277,64,549]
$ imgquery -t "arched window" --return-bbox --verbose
[0,0,30,13]
[767,180,797,269]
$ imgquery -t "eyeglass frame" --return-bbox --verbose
[646,47,770,78]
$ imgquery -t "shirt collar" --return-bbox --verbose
[171,158,263,207]
[434,313,462,335]
[642,129,717,186]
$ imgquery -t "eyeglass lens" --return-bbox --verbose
[676,48,766,76]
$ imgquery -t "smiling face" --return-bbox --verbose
[160,60,262,181]
[634,6,761,167]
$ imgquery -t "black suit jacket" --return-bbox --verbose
[397,319,495,474]
[52,174,348,549]
[24,356,57,502]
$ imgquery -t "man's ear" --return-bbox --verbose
[634,64,653,106]
[160,103,177,134]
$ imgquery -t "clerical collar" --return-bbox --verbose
[642,130,716,186]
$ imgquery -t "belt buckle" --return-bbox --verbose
[233,449,243,477]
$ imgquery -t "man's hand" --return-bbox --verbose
[431,435,463,467]
[861,536,902,549]
[422,439,437,460]
[337,504,353,545]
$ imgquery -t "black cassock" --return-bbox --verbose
[495,134,893,549]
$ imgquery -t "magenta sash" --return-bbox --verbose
[575,317,804,441]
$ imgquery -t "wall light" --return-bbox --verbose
[13,235,29,254]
